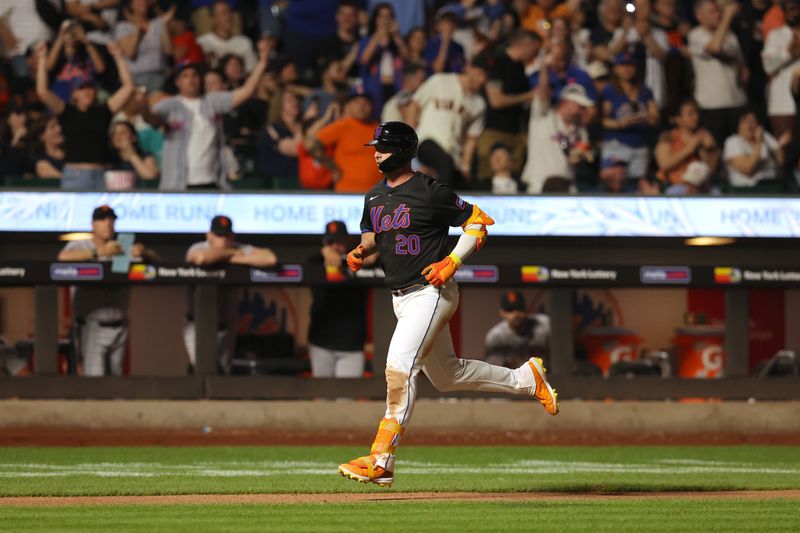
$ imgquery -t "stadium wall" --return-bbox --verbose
[0,399,798,436]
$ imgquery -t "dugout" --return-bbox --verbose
[1,190,799,401]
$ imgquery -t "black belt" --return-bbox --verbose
[391,282,429,297]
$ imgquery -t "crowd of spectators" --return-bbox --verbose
[1,0,799,195]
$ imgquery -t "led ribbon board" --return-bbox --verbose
[1,192,799,237]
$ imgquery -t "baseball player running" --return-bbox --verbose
[338,121,559,487]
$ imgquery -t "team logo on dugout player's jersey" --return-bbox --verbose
[370,204,411,234]
[455,196,466,209]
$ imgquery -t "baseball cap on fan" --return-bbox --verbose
[210,215,233,236]
[500,290,526,312]
[92,205,117,221]
[559,84,593,107]
[323,220,349,243]
[75,79,97,90]
[601,157,626,170]
[613,50,636,66]
[345,86,373,103]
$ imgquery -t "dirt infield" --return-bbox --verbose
[2,427,800,446]
[1,490,799,507]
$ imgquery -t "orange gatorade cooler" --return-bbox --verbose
[581,326,640,376]
[674,326,726,378]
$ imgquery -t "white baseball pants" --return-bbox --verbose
[384,281,528,426]
[80,322,127,376]
[309,344,365,378]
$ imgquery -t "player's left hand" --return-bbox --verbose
[421,256,458,287]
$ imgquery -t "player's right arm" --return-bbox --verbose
[347,232,378,271]
[58,241,122,261]
[349,194,381,271]
[230,246,278,268]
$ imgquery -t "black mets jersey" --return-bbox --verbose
[360,172,472,289]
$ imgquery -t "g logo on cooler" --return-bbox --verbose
[698,345,724,378]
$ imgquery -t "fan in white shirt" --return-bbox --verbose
[0,0,54,57]
[407,59,489,187]
[521,82,592,194]
[687,0,747,147]
[196,0,257,71]
[723,111,789,189]
[761,0,800,140]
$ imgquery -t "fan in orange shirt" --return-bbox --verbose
[305,91,382,192]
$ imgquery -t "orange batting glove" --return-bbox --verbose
[346,244,365,272]
[421,254,460,287]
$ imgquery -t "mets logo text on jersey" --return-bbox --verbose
[371,204,411,234]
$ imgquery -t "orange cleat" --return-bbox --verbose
[526,357,559,416]
[338,417,403,487]
[338,454,395,487]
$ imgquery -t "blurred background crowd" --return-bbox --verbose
[1,0,799,195]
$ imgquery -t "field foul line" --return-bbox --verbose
[0,459,798,478]
[2,490,800,507]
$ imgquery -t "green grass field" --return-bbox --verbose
[1,445,799,532]
[3,499,800,533]
[1,445,799,496]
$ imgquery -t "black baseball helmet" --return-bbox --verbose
[364,121,418,173]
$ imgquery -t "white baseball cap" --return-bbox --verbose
[559,83,594,107]
[682,161,710,186]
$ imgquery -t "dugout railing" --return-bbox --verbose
[1,260,799,401]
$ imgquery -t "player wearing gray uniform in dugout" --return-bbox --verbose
[58,205,157,376]
[183,215,277,374]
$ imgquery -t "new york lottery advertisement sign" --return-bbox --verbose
[3,192,800,237]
